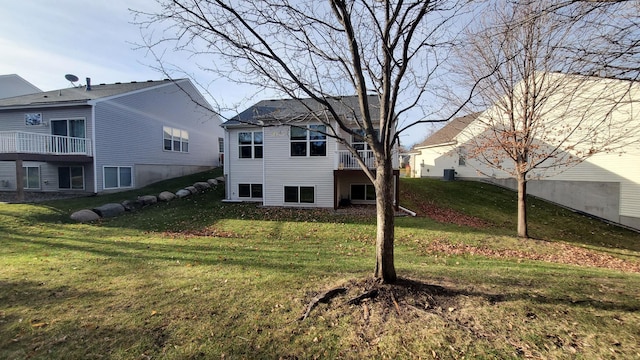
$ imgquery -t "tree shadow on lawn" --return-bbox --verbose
[0,279,183,359]
[2,231,349,276]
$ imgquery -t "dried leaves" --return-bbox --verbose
[427,239,640,273]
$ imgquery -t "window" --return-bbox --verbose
[238,132,263,159]
[351,128,379,151]
[104,166,132,189]
[284,186,315,204]
[351,184,376,201]
[163,126,189,152]
[218,137,224,153]
[458,148,467,166]
[58,166,84,190]
[290,125,326,157]
[239,183,263,198]
[23,166,40,189]
[51,118,86,153]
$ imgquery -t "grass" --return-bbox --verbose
[1,170,639,359]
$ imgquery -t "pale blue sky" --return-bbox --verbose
[0,0,437,146]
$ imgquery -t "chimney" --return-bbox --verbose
[86,77,91,91]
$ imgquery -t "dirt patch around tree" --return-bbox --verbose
[299,277,466,324]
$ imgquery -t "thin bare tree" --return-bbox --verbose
[454,0,638,238]
[135,0,479,283]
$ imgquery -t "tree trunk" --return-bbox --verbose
[517,174,528,238]
[374,156,397,283]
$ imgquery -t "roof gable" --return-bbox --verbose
[0,74,42,99]
[414,113,480,149]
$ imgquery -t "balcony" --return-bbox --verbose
[0,131,92,161]
[335,150,399,170]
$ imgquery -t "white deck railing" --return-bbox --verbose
[335,150,400,170]
[0,131,92,156]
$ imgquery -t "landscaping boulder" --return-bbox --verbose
[207,178,219,186]
[121,199,142,212]
[193,182,211,191]
[185,186,198,194]
[215,176,225,183]
[176,189,191,198]
[137,195,158,206]
[158,191,176,202]
[93,203,125,218]
[70,209,100,222]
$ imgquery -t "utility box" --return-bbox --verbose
[443,169,455,181]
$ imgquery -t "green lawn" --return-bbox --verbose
[1,170,639,359]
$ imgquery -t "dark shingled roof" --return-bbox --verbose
[414,112,480,148]
[223,95,380,126]
[0,79,181,108]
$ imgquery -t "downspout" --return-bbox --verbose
[224,126,230,200]
[262,126,266,206]
[91,102,98,194]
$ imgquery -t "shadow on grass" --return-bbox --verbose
[2,231,348,276]
[0,280,185,359]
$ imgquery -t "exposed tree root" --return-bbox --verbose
[345,289,379,305]
[298,286,347,321]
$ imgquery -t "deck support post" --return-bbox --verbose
[15,158,24,202]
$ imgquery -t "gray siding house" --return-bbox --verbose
[222,96,399,209]
[0,74,41,99]
[0,78,224,196]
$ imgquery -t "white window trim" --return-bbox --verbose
[290,125,327,157]
[350,183,376,202]
[58,166,85,190]
[103,166,133,190]
[238,131,263,159]
[238,183,263,198]
[283,185,316,204]
[23,166,41,189]
[50,117,87,137]
[163,126,189,153]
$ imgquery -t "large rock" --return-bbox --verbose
[70,209,100,222]
[207,179,219,186]
[137,195,158,205]
[176,189,191,198]
[121,199,142,212]
[158,191,176,202]
[215,176,225,183]
[185,186,198,194]
[193,182,211,191]
[92,203,125,218]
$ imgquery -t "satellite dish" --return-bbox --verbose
[65,74,79,83]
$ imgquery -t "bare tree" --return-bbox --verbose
[135,0,476,283]
[454,0,637,238]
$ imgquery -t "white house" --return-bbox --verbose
[0,78,224,196]
[412,74,640,230]
[221,95,400,209]
[410,112,480,179]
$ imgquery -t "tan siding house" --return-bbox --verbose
[413,74,640,230]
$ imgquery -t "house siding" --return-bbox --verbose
[92,81,223,191]
[262,124,335,207]
[414,75,640,229]
[225,126,264,201]
[0,106,95,192]
[0,106,92,134]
